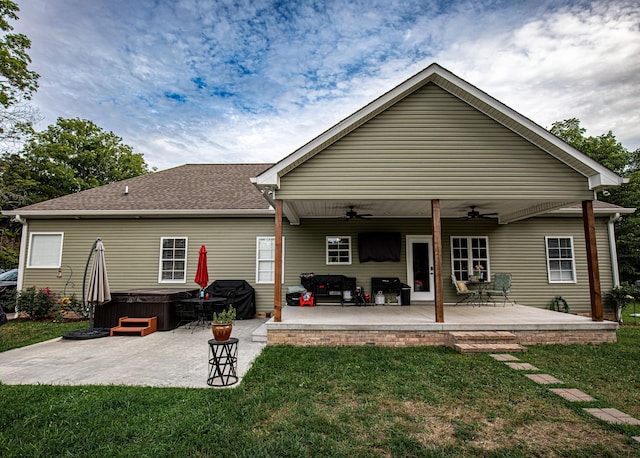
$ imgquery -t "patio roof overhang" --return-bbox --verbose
[253,195,633,226]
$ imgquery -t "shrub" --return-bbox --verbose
[16,286,61,320]
[606,282,639,323]
[0,288,17,313]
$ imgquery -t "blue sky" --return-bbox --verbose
[14,0,640,170]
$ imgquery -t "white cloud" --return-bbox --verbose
[13,0,640,171]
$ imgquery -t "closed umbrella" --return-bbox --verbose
[85,238,111,329]
[194,245,209,290]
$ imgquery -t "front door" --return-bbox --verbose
[406,236,434,301]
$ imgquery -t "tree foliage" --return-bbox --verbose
[551,118,640,282]
[0,0,39,143]
[16,117,151,200]
[0,118,151,268]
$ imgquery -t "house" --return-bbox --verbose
[5,63,633,346]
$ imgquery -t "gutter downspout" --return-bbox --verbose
[14,215,28,293]
[608,213,621,287]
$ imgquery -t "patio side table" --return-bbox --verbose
[207,338,238,387]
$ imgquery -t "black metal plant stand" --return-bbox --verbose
[207,338,238,387]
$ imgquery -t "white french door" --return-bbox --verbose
[406,235,434,301]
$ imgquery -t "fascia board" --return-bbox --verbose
[253,64,442,187]
[2,209,274,219]
[433,68,625,188]
[256,62,625,190]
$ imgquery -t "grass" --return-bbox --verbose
[0,320,88,352]
[0,309,639,457]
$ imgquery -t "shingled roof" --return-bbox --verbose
[8,164,274,217]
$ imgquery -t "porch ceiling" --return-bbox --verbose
[283,199,578,224]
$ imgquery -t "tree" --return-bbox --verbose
[551,118,640,282]
[0,118,151,268]
[18,117,151,200]
[0,0,39,144]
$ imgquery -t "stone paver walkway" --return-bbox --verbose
[489,353,520,361]
[550,388,596,402]
[495,352,640,446]
[583,408,640,426]
[505,362,538,371]
[524,373,563,384]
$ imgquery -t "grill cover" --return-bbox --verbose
[204,280,256,320]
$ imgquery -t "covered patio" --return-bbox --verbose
[266,303,618,348]
[251,64,629,339]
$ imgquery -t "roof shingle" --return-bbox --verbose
[13,164,273,214]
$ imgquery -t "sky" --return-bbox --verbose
[13,0,640,171]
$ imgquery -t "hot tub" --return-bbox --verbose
[94,288,198,331]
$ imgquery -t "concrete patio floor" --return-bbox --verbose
[271,303,618,330]
[266,303,618,346]
[0,318,268,389]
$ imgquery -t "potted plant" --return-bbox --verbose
[211,307,236,341]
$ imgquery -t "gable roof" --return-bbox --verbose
[252,63,625,191]
[6,164,274,218]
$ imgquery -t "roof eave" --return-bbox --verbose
[2,209,275,219]
[253,63,625,190]
[548,206,636,216]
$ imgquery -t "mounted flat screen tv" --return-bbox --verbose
[358,232,401,262]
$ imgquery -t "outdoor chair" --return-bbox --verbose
[175,300,198,329]
[451,274,479,306]
[486,273,514,306]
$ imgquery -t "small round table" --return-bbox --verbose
[207,338,238,387]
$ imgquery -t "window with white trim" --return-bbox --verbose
[545,236,576,283]
[159,237,187,283]
[256,236,285,284]
[450,236,489,281]
[326,236,351,265]
[27,232,64,268]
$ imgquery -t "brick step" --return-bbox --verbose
[110,316,157,337]
[449,331,517,344]
[454,343,527,354]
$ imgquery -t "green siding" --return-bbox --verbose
[282,217,612,312]
[278,83,592,201]
[22,218,277,312]
[22,215,614,315]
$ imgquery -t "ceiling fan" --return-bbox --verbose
[344,205,372,220]
[463,206,497,220]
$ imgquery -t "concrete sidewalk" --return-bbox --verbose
[0,319,268,388]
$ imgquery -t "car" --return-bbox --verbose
[0,268,18,312]
[0,268,18,289]
[0,269,18,302]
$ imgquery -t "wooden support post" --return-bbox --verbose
[274,199,283,322]
[432,199,444,323]
[582,200,603,321]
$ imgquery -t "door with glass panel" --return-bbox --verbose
[406,236,434,301]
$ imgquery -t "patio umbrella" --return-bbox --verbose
[194,245,209,290]
[85,238,111,329]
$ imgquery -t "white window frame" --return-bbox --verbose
[545,236,577,283]
[158,237,188,283]
[450,236,490,281]
[27,232,64,268]
[256,236,285,284]
[326,236,352,265]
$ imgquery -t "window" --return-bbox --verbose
[451,236,489,281]
[159,237,187,283]
[256,236,284,284]
[545,236,576,283]
[326,236,351,265]
[27,233,64,268]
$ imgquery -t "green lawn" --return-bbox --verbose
[0,312,639,457]
[0,320,88,352]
